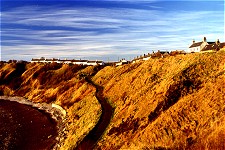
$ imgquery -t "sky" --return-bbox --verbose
[1,0,224,61]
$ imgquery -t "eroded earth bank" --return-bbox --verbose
[0,51,225,149]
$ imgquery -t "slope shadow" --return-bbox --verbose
[75,77,113,150]
[148,67,202,123]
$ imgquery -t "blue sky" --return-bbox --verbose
[1,0,224,61]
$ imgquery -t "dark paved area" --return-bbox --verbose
[0,99,58,150]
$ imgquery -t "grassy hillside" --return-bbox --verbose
[92,51,225,149]
[0,63,102,150]
[0,51,225,149]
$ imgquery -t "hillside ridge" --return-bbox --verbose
[0,51,225,149]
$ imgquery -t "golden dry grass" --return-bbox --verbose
[0,51,225,149]
[0,63,101,149]
[93,51,225,149]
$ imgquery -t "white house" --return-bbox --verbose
[116,59,128,66]
[86,60,104,66]
[31,57,60,63]
[72,60,88,65]
[45,58,59,63]
[188,37,214,53]
[31,57,104,66]
[142,53,151,61]
[31,57,46,63]
[59,59,73,64]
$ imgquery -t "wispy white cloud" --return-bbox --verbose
[1,2,224,61]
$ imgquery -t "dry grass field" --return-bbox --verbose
[0,51,225,149]
[92,51,225,149]
[0,63,101,149]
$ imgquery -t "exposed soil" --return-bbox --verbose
[0,99,58,150]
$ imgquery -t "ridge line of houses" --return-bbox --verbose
[31,37,225,66]
[189,37,225,53]
[31,57,104,66]
[131,37,225,63]
[131,50,186,63]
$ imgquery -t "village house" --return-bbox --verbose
[31,57,104,66]
[188,37,225,53]
[71,59,88,65]
[31,57,46,63]
[169,50,186,56]
[131,50,170,63]
[116,59,129,66]
[59,59,74,64]
[201,39,225,52]
[45,58,59,63]
[188,37,209,52]
[142,53,151,61]
[132,56,141,63]
[151,50,170,58]
[87,60,104,66]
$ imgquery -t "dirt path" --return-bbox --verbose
[76,77,113,150]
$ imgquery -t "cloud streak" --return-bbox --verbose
[1,1,224,61]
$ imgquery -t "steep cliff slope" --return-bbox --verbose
[0,63,102,149]
[0,51,225,149]
[92,51,225,149]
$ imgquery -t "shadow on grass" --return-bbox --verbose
[75,76,113,150]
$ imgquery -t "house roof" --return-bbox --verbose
[202,44,218,51]
[31,58,40,61]
[219,42,225,48]
[87,60,103,63]
[45,58,59,61]
[159,51,169,54]
[31,58,45,61]
[96,61,103,63]
[201,42,225,51]
[71,60,88,62]
[189,42,203,48]
[59,59,73,62]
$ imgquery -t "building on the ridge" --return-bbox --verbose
[71,59,88,65]
[87,60,104,66]
[151,50,169,58]
[31,57,46,63]
[142,53,152,61]
[201,39,225,52]
[170,50,186,56]
[131,50,170,63]
[221,43,225,50]
[45,58,59,63]
[116,59,129,66]
[188,37,225,53]
[31,57,104,66]
[188,37,214,53]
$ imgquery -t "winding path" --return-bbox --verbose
[76,77,113,150]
